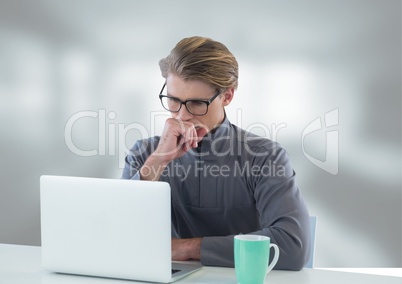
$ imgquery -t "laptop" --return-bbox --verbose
[40,175,202,283]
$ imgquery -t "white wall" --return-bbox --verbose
[0,0,400,267]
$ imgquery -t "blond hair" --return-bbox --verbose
[159,36,238,92]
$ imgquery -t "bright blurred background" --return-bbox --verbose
[0,0,400,267]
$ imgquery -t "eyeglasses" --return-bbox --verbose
[159,83,221,116]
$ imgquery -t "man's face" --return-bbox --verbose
[164,74,232,133]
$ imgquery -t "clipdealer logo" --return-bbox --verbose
[64,109,287,168]
[301,108,339,175]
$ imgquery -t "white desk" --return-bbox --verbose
[1,244,401,284]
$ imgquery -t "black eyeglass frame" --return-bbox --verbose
[158,83,221,116]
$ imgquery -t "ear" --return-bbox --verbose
[221,88,234,107]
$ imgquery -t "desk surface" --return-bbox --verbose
[1,244,401,284]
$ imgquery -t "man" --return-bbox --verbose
[122,36,310,270]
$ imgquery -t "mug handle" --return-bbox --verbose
[266,243,280,274]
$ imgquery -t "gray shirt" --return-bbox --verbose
[122,116,310,270]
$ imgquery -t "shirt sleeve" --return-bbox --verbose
[121,138,155,180]
[200,147,311,271]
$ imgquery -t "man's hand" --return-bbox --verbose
[140,118,208,181]
[155,118,208,163]
[172,238,202,261]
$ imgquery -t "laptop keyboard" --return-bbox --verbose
[172,269,181,274]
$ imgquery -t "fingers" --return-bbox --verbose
[195,125,209,142]
[190,125,199,148]
[180,123,198,150]
[158,118,209,161]
[182,122,210,149]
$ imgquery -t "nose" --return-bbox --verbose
[175,104,193,121]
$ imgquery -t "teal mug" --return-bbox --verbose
[234,235,280,284]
